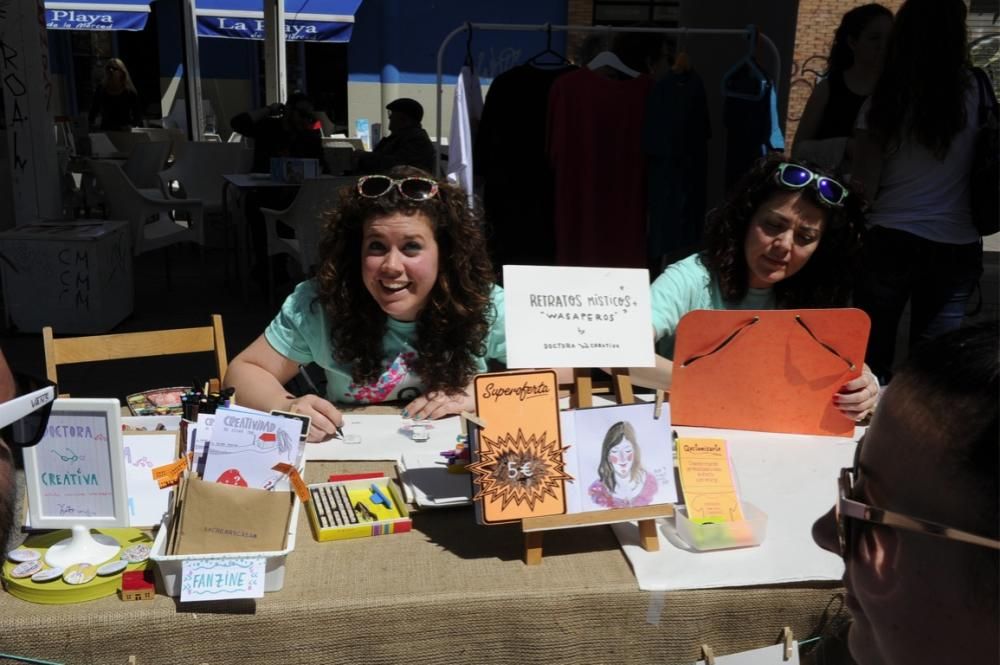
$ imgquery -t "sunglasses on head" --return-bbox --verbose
[834,438,1000,560]
[357,175,439,201]
[774,162,848,208]
[0,373,56,448]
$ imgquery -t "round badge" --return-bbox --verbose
[10,560,43,579]
[31,567,64,583]
[62,563,98,585]
[96,559,128,576]
[7,548,40,563]
[120,543,151,563]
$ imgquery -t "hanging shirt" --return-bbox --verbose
[547,68,654,269]
[723,62,784,190]
[475,63,577,270]
[642,68,711,259]
[447,65,484,206]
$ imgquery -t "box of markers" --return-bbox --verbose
[306,479,411,542]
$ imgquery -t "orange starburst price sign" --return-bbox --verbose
[471,371,569,523]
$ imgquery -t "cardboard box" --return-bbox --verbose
[0,220,133,333]
[149,496,300,596]
[269,157,319,183]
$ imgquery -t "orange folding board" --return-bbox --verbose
[470,370,568,524]
[670,308,870,437]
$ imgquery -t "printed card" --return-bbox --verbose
[502,265,654,369]
[180,557,266,602]
[469,371,568,524]
[676,438,745,523]
[561,402,677,513]
[201,407,305,491]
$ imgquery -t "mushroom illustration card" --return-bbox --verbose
[561,402,677,514]
[469,371,569,524]
[200,407,305,491]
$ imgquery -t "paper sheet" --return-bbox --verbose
[613,426,860,591]
[305,414,462,461]
[122,432,179,527]
[398,453,472,508]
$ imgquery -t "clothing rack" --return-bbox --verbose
[434,22,782,175]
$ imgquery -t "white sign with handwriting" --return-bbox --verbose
[180,557,266,602]
[503,265,655,368]
[693,641,799,665]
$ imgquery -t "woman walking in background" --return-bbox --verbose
[88,57,143,131]
[793,3,893,170]
[852,0,984,383]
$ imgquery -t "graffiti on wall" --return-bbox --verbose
[787,54,828,122]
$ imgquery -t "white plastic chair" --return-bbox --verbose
[90,159,204,258]
[261,176,357,302]
[158,142,252,219]
[123,141,171,190]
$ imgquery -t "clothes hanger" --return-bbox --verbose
[722,24,768,101]
[526,23,572,67]
[587,50,640,78]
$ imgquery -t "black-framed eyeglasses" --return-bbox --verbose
[357,175,439,201]
[835,441,1000,559]
[0,373,56,448]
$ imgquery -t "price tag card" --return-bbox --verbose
[503,265,654,369]
[676,438,745,524]
[180,557,266,602]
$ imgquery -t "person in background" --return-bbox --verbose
[851,0,983,383]
[793,4,893,171]
[812,321,999,665]
[224,166,506,442]
[230,92,325,286]
[88,57,144,132]
[357,98,436,174]
[634,155,878,421]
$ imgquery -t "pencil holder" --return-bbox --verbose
[674,501,767,551]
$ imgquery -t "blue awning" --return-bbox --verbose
[45,0,153,31]
[195,0,361,42]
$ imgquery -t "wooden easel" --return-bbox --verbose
[520,367,672,565]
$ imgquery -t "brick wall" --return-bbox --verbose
[566,0,595,61]
[786,0,906,146]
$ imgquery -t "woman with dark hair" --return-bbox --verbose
[588,421,657,509]
[88,57,144,131]
[224,166,505,441]
[793,4,893,168]
[642,154,877,420]
[852,0,983,383]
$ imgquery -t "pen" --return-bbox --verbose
[298,365,345,439]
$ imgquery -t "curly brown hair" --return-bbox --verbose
[701,154,866,308]
[313,166,496,395]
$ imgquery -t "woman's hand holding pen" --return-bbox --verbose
[403,389,474,421]
[287,394,344,442]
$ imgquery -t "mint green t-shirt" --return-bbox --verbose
[650,253,775,358]
[265,280,507,404]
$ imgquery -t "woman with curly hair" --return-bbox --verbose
[852,0,984,383]
[638,155,878,420]
[224,166,505,441]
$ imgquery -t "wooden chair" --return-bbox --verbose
[42,314,228,397]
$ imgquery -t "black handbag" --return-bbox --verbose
[970,67,999,236]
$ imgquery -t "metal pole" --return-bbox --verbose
[433,23,782,177]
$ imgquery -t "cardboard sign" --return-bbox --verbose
[22,398,129,529]
[671,309,870,436]
[122,431,179,527]
[676,438,744,524]
[469,371,568,524]
[180,557,266,602]
[502,265,654,369]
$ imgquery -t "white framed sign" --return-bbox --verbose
[503,265,655,368]
[23,398,129,529]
